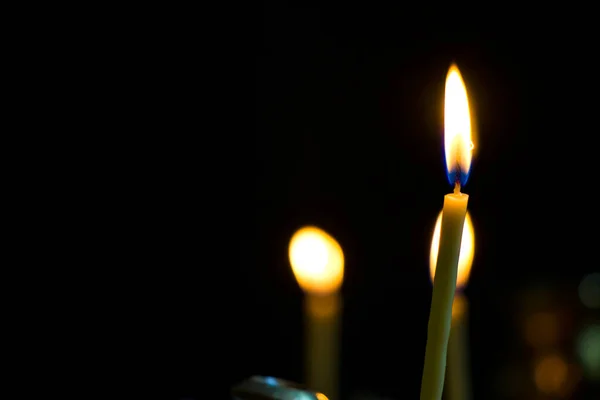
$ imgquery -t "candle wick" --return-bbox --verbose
[454,182,461,194]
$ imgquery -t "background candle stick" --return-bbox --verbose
[305,292,340,400]
[448,293,471,400]
[420,63,474,400]
[289,226,344,400]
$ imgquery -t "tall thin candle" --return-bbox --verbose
[420,64,474,400]
[289,226,344,400]
[430,210,475,400]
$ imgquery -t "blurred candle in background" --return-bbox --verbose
[289,226,344,400]
[430,210,475,400]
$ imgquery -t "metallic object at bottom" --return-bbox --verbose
[232,376,327,400]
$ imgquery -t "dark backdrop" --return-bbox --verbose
[152,4,600,399]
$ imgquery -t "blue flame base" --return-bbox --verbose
[447,170,470,188]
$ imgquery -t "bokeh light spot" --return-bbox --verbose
[524,312,559,348]
[578,273,600,309]
[577,324,600,381]
[534,354,568,394]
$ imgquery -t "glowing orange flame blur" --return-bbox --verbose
[429,210,474,289]
[445,64,473,181]
[289,226,344,295]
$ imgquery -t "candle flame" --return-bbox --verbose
[429,210,474,290]
[444,64,473,187]
[289,226,344,295]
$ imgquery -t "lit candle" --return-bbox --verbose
[289,226,344,400]
[420,63,474,400]
[430,210,475,400]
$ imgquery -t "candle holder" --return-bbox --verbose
[231,376,326,400]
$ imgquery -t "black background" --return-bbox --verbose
[152,4,600,399]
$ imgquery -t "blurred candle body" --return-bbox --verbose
[429,211,474,290]
[448,293,471,400]
[430,210,474,400]
[421,64,474,400]
[289,226,344,400]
